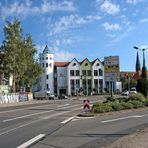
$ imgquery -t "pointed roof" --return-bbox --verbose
[136,51,141,72]
[91,58,102,65]
[43,45,52,54]
[80,58,91,65]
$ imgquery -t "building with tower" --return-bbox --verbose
[38,45,54,94]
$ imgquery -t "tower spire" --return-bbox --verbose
[136,51,141,72]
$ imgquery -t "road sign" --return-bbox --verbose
[83,100,90,112]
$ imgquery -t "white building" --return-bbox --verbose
[33,45,107,96]
[39,45,54,94]
[92,59,105,94]
[67,58,80,96]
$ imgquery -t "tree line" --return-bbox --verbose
[0,19,42,92]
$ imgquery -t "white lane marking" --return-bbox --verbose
[3,110,53,122]
[61,116,75,124]
[0,104,53,114]
[101,114,148,123]
[0,119,40,136]
[17,134,45,148]
[0,105,83,136]
[2,104,82,122]
[57,103,69,107]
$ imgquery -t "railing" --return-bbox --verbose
[0,93,28,104]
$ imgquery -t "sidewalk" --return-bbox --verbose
[102,127,148,148]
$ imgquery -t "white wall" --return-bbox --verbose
[67,59,80,95]
[92,59,104,93]
[39,53,54,94]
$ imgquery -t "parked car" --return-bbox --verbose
[122,90,129,96]
[58,94,68,99]
[34,90,54,100]
[129,87,137,94]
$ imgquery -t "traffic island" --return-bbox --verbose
[77,112,95,117]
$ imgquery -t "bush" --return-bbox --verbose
[129,93,145,102]
[109,102,123,111]
[92,104,113,113]
[106,96,116,102]
[129,100,145,108]
[142,99,148,106]
[120,102,133,109]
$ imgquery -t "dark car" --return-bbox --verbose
[58,94,68,99]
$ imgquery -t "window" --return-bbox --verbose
[73,63,76,66]
[96,63,99,66]
[50,57,52,60]
[49,63,52,68]
[99,69,103,76]
[46,63,48,67]
[82,70,86,76]
[42,63,44,68]
[46,84,49,89]
[42,57,44,60]
[76,70,79,76]
[70,70,74,76]
[85,63,88,66]
[46,75,48,79]
[94,70,98,76]
[87,70,91,76]
[46,57,48,60]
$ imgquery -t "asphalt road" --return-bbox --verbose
[1,96,148,148]
[0,96,103,148]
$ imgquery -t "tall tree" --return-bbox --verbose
[1,19,41,92]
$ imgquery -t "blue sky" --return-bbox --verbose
[0,0,148,71]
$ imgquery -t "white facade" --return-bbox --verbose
[67,59,80,96]
[92,59,105,94]
[39,45,54,94]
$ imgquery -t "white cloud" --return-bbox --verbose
[41,0,76,13]
[0,0,76,19]
[140,18,148,23]
[102,22,121,31]
[100,0,120,15]
[55,50,77,61]
[109,26,135,46]
[50,14,102,35]
[126,0,144,4]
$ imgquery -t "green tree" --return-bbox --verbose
[1,19,41,92]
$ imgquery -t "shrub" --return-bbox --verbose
[120,102,133,109]
[109,102,123,111]
[117,97,129,103]
[129,93,145,102]
[129,100,145,108]
[142,99,148,106]
[92,104,113,113]
[106,96,116,102]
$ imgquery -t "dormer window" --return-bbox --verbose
[96,63,99,66]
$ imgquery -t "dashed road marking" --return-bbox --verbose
[16,134,45,148]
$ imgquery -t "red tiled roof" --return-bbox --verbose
[54,62,70,67]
